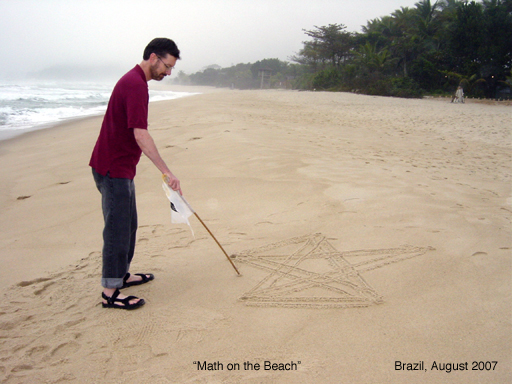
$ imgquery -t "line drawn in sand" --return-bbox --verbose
[232,233,434,308]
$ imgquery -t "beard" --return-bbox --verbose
[150,63,166,81]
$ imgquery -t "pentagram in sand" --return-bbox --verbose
[232,233,433,308]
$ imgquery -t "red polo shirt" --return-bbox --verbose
[89,65,149,179]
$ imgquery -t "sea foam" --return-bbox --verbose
[0,81,197,141]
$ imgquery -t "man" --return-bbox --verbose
[90,38,182,310]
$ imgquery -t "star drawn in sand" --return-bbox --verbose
[232,234,434,308]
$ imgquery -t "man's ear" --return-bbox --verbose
[148,52,158,63]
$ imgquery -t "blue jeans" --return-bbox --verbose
[92,168,137,289]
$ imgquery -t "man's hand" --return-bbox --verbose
[163,172,182,195]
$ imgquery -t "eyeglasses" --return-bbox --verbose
[157,56,174,72]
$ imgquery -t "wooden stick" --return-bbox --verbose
[163,174,240,275]
[193,212,241,275]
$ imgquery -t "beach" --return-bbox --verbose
[0,88,510,383]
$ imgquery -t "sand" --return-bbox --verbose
[0,87,510,383]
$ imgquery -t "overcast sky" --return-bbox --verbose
[0,0,421,80]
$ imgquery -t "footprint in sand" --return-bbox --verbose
[50,341,81,360]
[470,251,491,268]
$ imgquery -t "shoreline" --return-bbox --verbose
[3,84,508,144]
[0,83,216,144]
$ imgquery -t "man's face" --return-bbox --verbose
[150,54,177,81]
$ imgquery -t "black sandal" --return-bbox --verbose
[121,273,154,289]
[102,289,145,310]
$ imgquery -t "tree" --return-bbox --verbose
[414,0,442,43]
[355,42,397,73]
[292,24,355,70]
[186,0,511,98]
[442,0,512,97]
[390,7,420,77]
[441,70,487,96]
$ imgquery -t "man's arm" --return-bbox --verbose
[133,128,182,194]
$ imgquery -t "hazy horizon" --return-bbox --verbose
[1,0,421,82]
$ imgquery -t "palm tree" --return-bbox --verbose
[390,7,419,77]
[442,70,487,96]
[355,42,397,73]
[414,0,442,42]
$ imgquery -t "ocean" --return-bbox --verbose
[0,80,197,141]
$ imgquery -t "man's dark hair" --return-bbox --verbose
[143,38,180,60]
